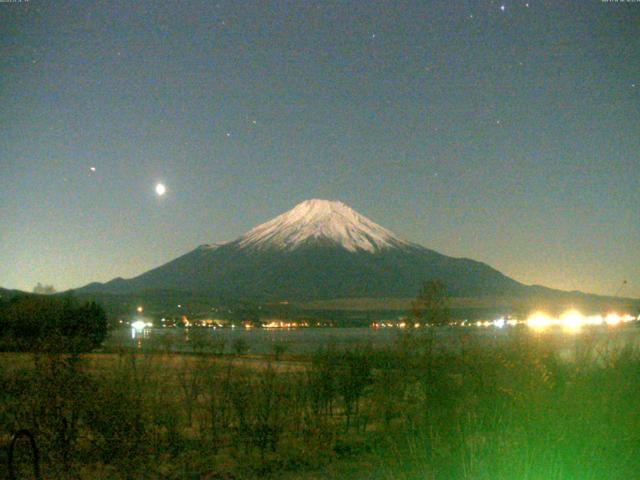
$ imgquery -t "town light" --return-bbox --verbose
[527,312,553,331]
[131,320,147,330]
[559,309,584,333]
[605,313,622,326]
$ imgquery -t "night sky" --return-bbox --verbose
[1,1,638,297]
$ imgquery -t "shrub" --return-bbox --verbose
[231,337,250,356]
[0,295,107,353]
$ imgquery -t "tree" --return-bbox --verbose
[0,295,108,352]
[271,340,289,360]
[231,337,250,356]
[33,283,57,295]
[411,279,451,327]
[336,349,372,431]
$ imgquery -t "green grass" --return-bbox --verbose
[1,328,639,479]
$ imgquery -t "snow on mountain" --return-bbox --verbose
[237,199,409,253]
[197,243,223,251]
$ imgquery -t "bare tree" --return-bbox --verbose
[33,283,56,295]
[411,279,451,327]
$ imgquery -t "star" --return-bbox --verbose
[500,5,506,11]
[155,183,166,196]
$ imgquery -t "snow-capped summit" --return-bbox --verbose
[237,199,408,252]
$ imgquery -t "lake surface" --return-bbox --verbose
[104,324,640,359]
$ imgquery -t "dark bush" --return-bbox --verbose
[231,337,250,356]
[0,295,107,352]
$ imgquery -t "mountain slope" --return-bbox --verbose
[77,199,527,301]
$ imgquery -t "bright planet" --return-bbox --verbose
[155,183,166,196]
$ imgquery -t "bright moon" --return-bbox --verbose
[155,183,166,196]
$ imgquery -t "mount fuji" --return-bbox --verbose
[77,199,530,301]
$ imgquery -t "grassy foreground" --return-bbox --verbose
[1,328,640,479]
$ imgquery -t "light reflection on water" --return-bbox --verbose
[107,324,640,358]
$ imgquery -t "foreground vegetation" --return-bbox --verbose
[0,295,107,354]
[1,326,640,479]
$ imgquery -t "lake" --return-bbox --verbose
[104,323,640,359]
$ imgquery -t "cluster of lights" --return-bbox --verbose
[468,311,636,332]
[263,320,310,329]
[131,319,153,339]
[371,321,423,329]
[188,319,224,328]
[370,311,637,332]
[525,311,636,333]
[469,318,518,328]
[131,320,153,331]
